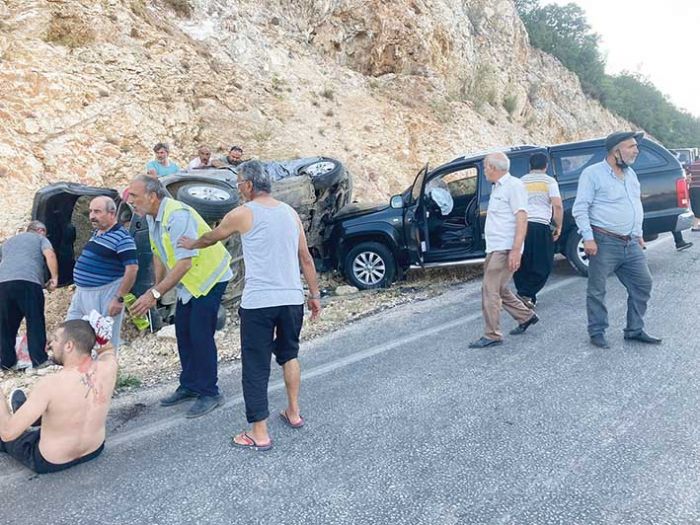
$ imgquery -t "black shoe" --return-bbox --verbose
[468,337,503,349]
[186,395,222,419]
[10,389,26,413]
[509,313,540,335]
[516,294,536,310]
[624,331,662,344]
[676,241,693,251]
[32,358,56,370]
[590,334,610,349]
[10,389,42,426]
[160,387,198,407]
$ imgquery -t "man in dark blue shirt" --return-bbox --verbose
[66,197,138,350]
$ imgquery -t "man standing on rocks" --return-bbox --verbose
[129,175,231,419]
[0,221,58,369]
[66,197,138,351]
[468,152,539,349]
[179,160,321,451]
[146,142,180,177]
[572,131,660,349]
[513,152,563,308]
[187,145,213,171]
[213,145,245,168]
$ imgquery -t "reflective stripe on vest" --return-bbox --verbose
[150,199,231,298]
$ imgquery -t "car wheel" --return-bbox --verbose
[344,241,396,289]
[565,231,589,277]
[302,158,345,191]
[176,181,239,222]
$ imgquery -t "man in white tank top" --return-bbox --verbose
[179,160,322,451]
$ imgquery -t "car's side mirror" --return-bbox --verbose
[390,195,404,209]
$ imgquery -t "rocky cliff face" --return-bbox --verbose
[0,0,628,236]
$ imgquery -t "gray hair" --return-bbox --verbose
[239,160,272,193]
[484,152,510,172]
[26,220,47,233]
[92,196,117,213]
[133,174,168,199]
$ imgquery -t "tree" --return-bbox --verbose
[515,1,700,146]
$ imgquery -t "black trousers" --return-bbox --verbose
[239,304,304,424]
[0,280,48,368]
[174,281,227,397]
[513,222,555,303]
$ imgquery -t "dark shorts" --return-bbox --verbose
[0,429,104,474]
[238,304,305,423]
[239,304,304,366]
[690,187,700,219]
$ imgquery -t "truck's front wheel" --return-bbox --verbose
[343,242,396,290]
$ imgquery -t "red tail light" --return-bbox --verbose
[677,178,689,208]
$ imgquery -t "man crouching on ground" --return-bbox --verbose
[179,160,322,451]
[0,320,117,474]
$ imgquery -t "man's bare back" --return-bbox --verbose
[0,320,118,473]
[36,351,117,463]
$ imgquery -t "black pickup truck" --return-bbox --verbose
[323,137,694,289]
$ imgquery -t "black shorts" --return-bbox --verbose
[0,429,104,474]
[239,304,304,365]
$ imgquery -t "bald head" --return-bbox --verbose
[89,196,117,232]
[484,152,510,183]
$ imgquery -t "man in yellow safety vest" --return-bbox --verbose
[129,175,232,418]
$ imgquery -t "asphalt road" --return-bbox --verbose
[2,233,700,524]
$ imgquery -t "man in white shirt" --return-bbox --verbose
[513,152,563,307]
[187,146,213,171]
[469,153,539,349]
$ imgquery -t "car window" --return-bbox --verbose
[634,146,667,171]
[552,147,605,181]
[676,150,692,164]
[411,165,428,203]
[507,156,530,178]
[442,168,478,196]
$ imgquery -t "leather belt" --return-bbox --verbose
[591,225,631,242]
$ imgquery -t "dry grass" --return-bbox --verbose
[45,14,96,49]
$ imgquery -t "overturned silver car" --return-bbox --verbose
[32,157,352,329]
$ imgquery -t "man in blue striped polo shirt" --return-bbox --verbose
[66,197,138,350]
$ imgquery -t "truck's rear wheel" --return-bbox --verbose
[565,232,589,277]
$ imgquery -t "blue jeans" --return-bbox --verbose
[174,281,227,397]
[586,232,652,337]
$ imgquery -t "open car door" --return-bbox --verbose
[405,163,430,268]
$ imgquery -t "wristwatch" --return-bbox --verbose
[116,296,124,304]
[150,288,162,300]
[309,293,321,300]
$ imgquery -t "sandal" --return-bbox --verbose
[280,410,305,429]
[231,431,273,452]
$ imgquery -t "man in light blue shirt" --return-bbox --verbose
[146,142,180,177]
[572,131,660,349]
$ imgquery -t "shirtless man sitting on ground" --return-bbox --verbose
[0,319,118,474]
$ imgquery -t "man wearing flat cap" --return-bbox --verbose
[572,131,661,349]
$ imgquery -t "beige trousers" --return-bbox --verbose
[482,250,533,340]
